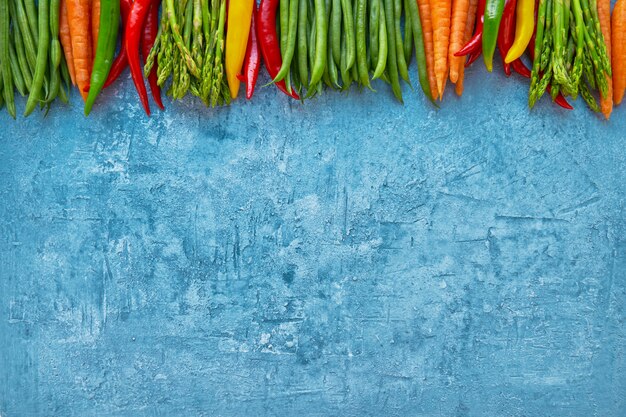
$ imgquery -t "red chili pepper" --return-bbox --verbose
[528,27,573,110]
[126,0,152,116]
[456,0,487,57]
[104,0,132,88]
[256,0,299,99]
[497,0,517,76]
[236,6,260,100]
[511,58,531,77]
[465,50,482,67]
[142,0,164,110]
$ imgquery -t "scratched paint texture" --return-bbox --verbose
[1,65,625,417]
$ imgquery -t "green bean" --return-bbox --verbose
[308,0,328,88]
[276,0,300,81]
[291,56,302,93]
[23,0,38,44]
[330,0,341,65]
[25,0,50,116]
[280,0,289,56]
[406,0,435,102]
[356,0,370,88]
[328,35,340,88]
[48,0,62,102]
[15,0,37,69]
[403,0,413,65]
[340,0,355,71]
[308,0,316,73]
[298,0,309,88]
[351,0,359,82]
[393,0,409,84]
[0,75,4,109]
[8,37,27,96]
[58,74,69,103]
[46,69,60,104]
[382,0,401,100]
[372,0,387,79]
[1,0,15,118]
[369,0,379,70]
[322,0,332,87]
[60,53,70,91]
[340,30,351,89]
[9,0,32,90]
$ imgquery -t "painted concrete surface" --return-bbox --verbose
[1,64,625,417]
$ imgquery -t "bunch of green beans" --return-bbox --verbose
[0,0,70,118]
[144,0,231,107]
[274,0,432,102]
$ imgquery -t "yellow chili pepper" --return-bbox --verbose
[225,0,254,99]
[505,0,535,63]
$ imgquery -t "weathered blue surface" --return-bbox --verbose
[1,66,625,417]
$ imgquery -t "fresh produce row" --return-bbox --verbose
[0,0,624,119]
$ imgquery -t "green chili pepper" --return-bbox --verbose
[482,0,505,72]
[84,0,120,115]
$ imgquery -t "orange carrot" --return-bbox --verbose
[613,0,625,105]
[598,0,612,118]
[449,0,470,83]
[417,0,438,100]
[456,0,478,95]
[59,0,76,85]
[66,0,93,101]
[92,0,100,53]
[431,0,452,99]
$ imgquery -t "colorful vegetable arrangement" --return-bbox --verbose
[0,0,625,119]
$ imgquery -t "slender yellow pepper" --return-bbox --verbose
[225,0,254,99]
[505,0,535,63]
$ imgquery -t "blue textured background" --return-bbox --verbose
[1,63,625,417]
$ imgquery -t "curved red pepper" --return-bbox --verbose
[104,0,132,88]
[511,58,531,77]
[456,0,487,57]
[256,0,299,99]
[237,6,261,100]
[465,50,482,67]
[497,0,517,76]
[126,0,152,116]
[142,0,164,110]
